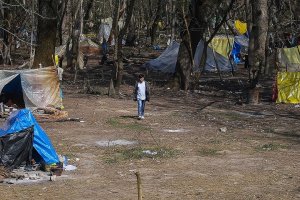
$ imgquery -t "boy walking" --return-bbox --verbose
[134,74,150,119]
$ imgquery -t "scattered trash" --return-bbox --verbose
[142,150,158,155]
[96,140,137,147]
[49,175,56,181]
[64,165,77,171]
[163,129,190,133]
[219,127,227,133]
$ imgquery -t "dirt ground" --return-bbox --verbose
[0,59,300,199]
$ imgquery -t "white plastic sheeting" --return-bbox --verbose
[0,67,62,109]
[98,24,111,43]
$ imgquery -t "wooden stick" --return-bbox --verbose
[135,171,143,200]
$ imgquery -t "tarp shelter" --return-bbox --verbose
[276,72,300,104]
[0,126,33,169]
[277,45,300,72]
[144,37,235,74]
[98,23,111,44]
[55,35,101,69]
[275,46,300,103]
[231,35,249,64]
[0,66,62,109]
[194,39,235,72]
[0,109,59,166]
[144,41,180,73]
[234,20,247,35]
[98,17,124,44]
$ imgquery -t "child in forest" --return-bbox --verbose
[133,74,150,120]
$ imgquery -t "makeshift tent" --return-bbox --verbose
[231,35,249,64]
[144,37,236,73]
[98,17,124,44]
[277,45,300,72]
[79,36,101,55]
[194,40,236,72]
[144,41,180,73]
[276,72,300,103]
[208,37,233,58]
[0,66,62,109]
[55,35,101,69]
[0,126,33,169]
[234,20,247,35]
[98,23,111,43]
[0,109,59,166]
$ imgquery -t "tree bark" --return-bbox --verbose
[108,0,121,95]
[150,0,163,45]
[33,0,58,68]
[115,0,136,94]
[247,0,269,87]
[57,0,68,45]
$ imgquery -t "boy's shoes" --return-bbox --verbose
[138,116,144,120]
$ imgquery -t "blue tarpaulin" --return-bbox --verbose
[0,109,59,164]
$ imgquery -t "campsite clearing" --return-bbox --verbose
[0,74,299,199]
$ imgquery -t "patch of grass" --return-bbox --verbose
[255,142,289,151]
[107,117,150,131]
[103,147,179,164]
[207,138,222,144]
[198,148,222,156]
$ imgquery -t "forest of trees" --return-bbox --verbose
[0,0,299,94]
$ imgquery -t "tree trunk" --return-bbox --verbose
[170,0,176,42]
[66,0,82,70]
[247,0,269,87]
[150,0,163,45]
[115,0,136,94]
[108,0,121,95]
[171,0,206,90]
[2,0,13,65]
[33,0,58,68]
[57,0,68,45]
[109,0,121,45]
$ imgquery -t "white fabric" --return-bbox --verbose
[0,67,62,109]
[57,67,63,81]
[137,82,146,100]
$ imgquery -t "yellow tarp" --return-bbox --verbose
[282,46,300,64]
[55,55,59,66]
[234,20,247,35]
[209,37,233,58]
[277,72,300,104]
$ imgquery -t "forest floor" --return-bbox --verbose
[0,50,300,200]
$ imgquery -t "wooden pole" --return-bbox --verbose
[135,171,143,200]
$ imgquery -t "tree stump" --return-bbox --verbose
[247,87,261,104]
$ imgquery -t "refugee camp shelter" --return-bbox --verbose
[0,109,59,168]
[144,36,236,73]
[0,66,62,109]
[231,35,249,64]
[275,45,300,103]
[55,35,101,69]
[144,41,180,73]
